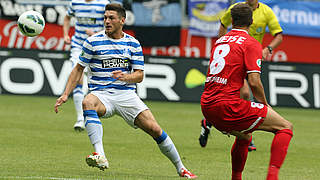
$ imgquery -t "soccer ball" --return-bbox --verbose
[17,10,45,37]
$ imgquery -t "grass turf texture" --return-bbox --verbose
[0,94,319,180]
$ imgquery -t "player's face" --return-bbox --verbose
[104,10,125,36]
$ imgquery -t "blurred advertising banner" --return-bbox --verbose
[122,0,182,46]
[261,62,320,109]
[0,17,319,64]
[0,48,319,109]
[143,29,320,64]
[0,48,71,96]
[0,0,68,25]
[0,0,182,47]
[0,19,72,51]
[138,55,208,102]
[0,48,208,101]
[260,0,320,38]
[188,0,228,37]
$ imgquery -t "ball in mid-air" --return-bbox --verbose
[17,10,45,37]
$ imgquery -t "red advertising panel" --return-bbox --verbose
[0,19,73,51]
[262,34,320,64]
[1,19,319,64]
[144,29,320,64]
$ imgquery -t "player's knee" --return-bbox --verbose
[82,98,94,110]
[285,121,293,131]
[143,121,162,138]
[149,123,162,137]
[275,120,293,132]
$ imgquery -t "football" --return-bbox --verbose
[17,10,45,37]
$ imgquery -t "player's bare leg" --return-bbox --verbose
[135,110,197,179]
[256,107,293,180]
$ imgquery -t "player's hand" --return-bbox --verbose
[64,35,71,44]
[112,70,127,81]
[85,29,95,36]
[262,48,272,61]
[54,95,68,113]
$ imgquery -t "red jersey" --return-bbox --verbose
[201,29,262,105]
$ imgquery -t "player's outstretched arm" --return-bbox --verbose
[54,64,85,113]
[111,69,144,83]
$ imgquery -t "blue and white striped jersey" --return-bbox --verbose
[78,31,144,91]
[67,0,109,49]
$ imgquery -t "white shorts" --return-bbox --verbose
[91,89,149,128]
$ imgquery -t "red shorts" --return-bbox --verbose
[201,99,268,134]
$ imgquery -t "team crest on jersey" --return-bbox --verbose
[256,27,262,33]
[256,59,262,68]
[123,48,131,57]
[102,58,130,68]
[80,51,85,57]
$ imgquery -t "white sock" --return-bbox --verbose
[84,110,105,156]
[93,143,105,157]
[73,85,84,121]
[155,131,185,172]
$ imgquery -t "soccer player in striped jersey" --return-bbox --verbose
[199,0,283,151]
[63,0,110,131]
[55,3,197,178]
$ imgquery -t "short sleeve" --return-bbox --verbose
[245,40,263,74]
[79,39,94,67]
[220,6,232,28]
[67,1,75,17]
[130,39,144,70]
[266,6,282,36]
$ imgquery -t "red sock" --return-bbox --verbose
[267,129,293,180]
[232,171,242,180]
[231,137,251,180]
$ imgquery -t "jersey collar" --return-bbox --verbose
[231,29,249,34]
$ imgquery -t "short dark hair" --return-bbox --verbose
[231,3,253,27]
[105,3,126,19]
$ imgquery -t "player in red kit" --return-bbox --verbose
[201,4,293,180]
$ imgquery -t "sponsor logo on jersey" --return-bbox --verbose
[77,17,97,25]
[102,58,130,68]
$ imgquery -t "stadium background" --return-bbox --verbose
[0,0,319,108]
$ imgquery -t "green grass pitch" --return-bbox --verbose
[1,94,319,180]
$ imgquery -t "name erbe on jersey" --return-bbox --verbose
[77,17,96,25]
[206,76,227,85]
[102,58,129,68]
[216,35,247,45]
